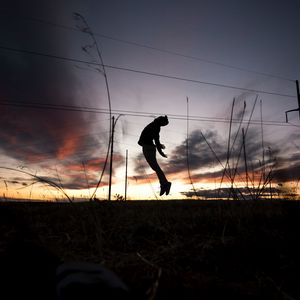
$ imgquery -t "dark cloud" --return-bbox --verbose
[133,152,148,175]
[0,0,113,191]
[166,129,226,174]
[133,125,296,185]
[45,152,125,190]
[1,2,84,160]
[181,186,282,200]
[272,162,300,183]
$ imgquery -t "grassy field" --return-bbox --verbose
[1,199,300,299]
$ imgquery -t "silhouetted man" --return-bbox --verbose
[138,115,171,196]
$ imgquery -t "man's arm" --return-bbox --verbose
[154,135,167,158]
[157,144,167,158]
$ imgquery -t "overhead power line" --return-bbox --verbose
[0,13,295,82]
[0,45,296,99]
[0,99,297,128]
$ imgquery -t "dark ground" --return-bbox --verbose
[1,200,300,299]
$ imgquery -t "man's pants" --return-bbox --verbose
[142,145,168,185]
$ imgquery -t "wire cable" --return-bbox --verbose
[0,45,296,99]
[0,13,295,82]
[0,99,298,127]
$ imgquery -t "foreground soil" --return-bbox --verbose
[1,200,300,299]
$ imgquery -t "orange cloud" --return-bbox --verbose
[56,134,80,159]
[67,158,107,172]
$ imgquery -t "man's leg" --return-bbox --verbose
[142,146,168,185]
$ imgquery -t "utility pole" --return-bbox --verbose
[285,80,300,122]
[108,116,115,201]
[108,114,123,201]
[125,149,128,201]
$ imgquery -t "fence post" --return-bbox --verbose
[108,116,115,201]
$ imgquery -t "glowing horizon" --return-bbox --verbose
[1,162,299,201]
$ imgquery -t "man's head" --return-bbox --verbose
[154,115,169,126]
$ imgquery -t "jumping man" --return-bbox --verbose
[138,115,171,196]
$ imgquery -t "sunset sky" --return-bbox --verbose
[0,0,299,200]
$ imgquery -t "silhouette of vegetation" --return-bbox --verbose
[1,200,300,299]
[114,193,125,201]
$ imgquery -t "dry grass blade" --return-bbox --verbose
[137,252,162,300]
[0,166,72,202]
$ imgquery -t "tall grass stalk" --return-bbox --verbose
[242,128,249,188]
[73,13,112,201]
[219,100,246,198]
[231,96,258,185]
[186,97,199,199]
[213,95,277,200]
[226,97,235,179]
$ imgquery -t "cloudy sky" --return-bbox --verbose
[0,0,299,200]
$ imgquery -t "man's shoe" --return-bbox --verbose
[165,182,171,195]
[160,182,171,196]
